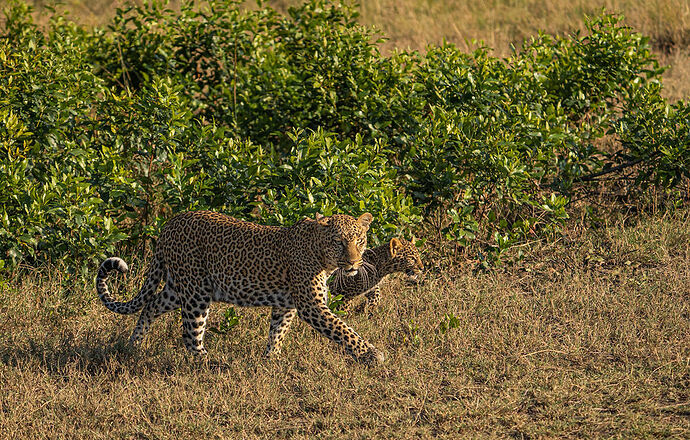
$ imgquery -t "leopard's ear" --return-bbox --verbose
[316,212,331,226]
[357,212,373,230]
[389,237,403,257]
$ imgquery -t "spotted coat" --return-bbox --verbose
[96,211,384,364]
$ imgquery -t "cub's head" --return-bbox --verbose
[317,212,372,276]
[388,237,424,283]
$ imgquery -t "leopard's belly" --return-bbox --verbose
[211,281,295,308]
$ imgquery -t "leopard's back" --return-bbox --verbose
[158,211,300,307]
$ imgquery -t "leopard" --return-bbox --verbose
[329,237,424,314]
[95,210,384,364]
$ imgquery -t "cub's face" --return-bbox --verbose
[317,213,372,276]
[389,238,424,283]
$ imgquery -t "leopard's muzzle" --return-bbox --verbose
[344,266,359,277]
[405,269,423,285]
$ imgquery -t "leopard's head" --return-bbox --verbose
[316,212,372,276]
[388,237,424,284]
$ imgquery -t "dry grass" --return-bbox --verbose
[1,210,689,438]
[358,0,690,53]
[20,0,690,100]
[661,49,690,100]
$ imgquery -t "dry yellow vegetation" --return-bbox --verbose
[22,0,690,99]
[1,211,689,438]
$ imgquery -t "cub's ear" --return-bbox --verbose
[357,212,373,230]
[389,237,403,257]
[315,212,325,221]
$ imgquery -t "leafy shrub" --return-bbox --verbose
[438,313,461,334]
[401,45,575,249]
[0,0,688,273]
[86,0,423,152]
[0,8,124,271]
[395,14,675,257]
[157,128,422,241]
[208,307,241,335]
[518,14,663,122]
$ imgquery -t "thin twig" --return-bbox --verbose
[233,34,238,125]
[656,401,690,411]
[577,153,659,182]
[522,349,568,357]
[115,38,132,93]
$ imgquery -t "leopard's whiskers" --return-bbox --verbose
[332,269,344,294]
[360,260,377,291]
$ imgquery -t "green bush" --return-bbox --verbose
[0,0,688,272]
[85,0,408,150]
[155,127,422,241]
[0,8,124,271]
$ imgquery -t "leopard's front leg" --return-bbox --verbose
[350,284,382,315]
[293,281,384,365]
[263,306,297,357]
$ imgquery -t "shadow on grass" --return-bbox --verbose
[0,332,260,377]
[0,333,145,376]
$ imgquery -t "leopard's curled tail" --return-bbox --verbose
[96,255,164,315]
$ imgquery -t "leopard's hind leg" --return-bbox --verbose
[263,307,297,357]
[364,285,382,309]
[130,275,181,345]
[179,279,213,355]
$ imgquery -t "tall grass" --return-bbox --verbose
[357,0,690,53]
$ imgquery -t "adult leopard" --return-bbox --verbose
[96,210,384,364]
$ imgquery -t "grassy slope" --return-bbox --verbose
[1,211,689,438]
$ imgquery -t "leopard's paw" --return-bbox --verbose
[360,346,385,365]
